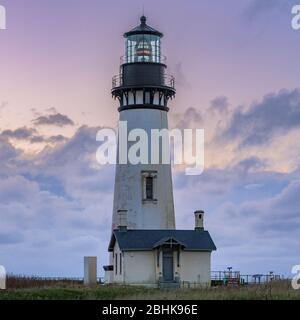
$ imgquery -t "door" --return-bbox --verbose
[162,249,174,281]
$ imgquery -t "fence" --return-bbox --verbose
[211,271,282,286]
[6,273,283,289]
[6,275,104,289]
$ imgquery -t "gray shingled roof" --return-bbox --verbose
[108,230,216,252]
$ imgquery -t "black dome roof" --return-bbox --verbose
[124,16,163,38]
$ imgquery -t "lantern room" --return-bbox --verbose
[123,16,163,64]
[112,16,175,111]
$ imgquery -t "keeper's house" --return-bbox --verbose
[105,212,216,288]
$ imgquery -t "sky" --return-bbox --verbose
[0,0,300,277]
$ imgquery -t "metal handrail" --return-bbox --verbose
[112,74,175,89]
[210,271,282,285]
[120,55,167,65]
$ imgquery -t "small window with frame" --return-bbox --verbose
[146,177,154,199]
[115,253,118,275]
[142,171,157,203]
[119,253,122,275]
[144,91,151,104]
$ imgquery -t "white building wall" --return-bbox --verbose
[110,243,212,287]
[179,251,211,286]
[112,108,175,230]
[123,251,156,285]
[111,242,124,283]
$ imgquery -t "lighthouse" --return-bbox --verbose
[104,16,216,287]
[111,16,176,231]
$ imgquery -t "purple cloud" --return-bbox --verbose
[33,113,74,127]
[224,89,300,147]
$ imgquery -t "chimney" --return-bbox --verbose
[117,209,128,231]
[194,210,204,231]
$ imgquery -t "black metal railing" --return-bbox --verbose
[120,55,167,65]
[211,271,282,285]
[112,74,175,89]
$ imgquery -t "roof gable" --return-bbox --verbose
[153,237,186,248]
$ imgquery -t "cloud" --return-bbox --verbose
[45,107,58,113]
[173,161,300,274]
[210,96,229,114]
[0,175,40,204]
[214,179,300,271]
[0,125,114,276]
[33,113,74,127]
[0,106,299,276]
[47,135,68,143]
[173,62,191,88]
[0,127,68,145]
[0,233,24,245]
[1,127,37,140]
[171,107,204,129]
[169,89,300,174]
[233,156,267,173]
[0,139,21,170]
[243,0,293,22]
[224,89,300,147]
[30,134,68,144]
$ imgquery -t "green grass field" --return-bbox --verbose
[1,279,300,300]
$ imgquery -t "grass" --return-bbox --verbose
[1,276,299,300]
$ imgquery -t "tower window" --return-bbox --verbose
[145,91,151,104]
[146,177,154,199]
[177,249,180,267]
[119,253,122,275]
[125,34,161,64]
[142,171,157,202]
[115,253,118,275]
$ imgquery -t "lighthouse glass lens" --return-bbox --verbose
[126,35,161,63]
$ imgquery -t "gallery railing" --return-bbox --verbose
[112,74,175,89]
[120,54,167,65]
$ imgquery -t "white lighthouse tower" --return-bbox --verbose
[111,16,176,230]
[104,16,216,287]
